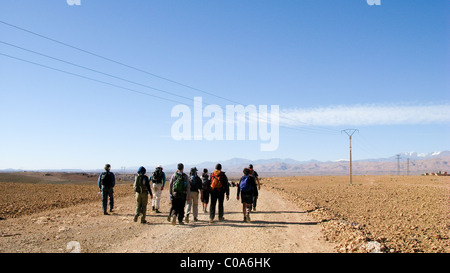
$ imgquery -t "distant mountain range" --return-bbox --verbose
[140,151,450,177]
[2,151,449,177]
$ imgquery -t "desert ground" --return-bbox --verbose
[0,172,448,253]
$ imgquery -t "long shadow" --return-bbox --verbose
[249,220,319,226]
[222,218,319,226]
[225,210,307,215]
[111,210,318,228]
[172,220,287,229]
[173,219,319,229]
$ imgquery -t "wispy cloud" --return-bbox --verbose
[280,103,450,127]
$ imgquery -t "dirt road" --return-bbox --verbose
[0,187,336,253]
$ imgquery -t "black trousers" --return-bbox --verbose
[170,197,186,222]
[209,190,225,220]
[252,187,258,209]
[101,186,114,212]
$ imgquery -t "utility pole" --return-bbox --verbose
[407,158,410,176]
[396,154,401,175]
[342,129,359,185]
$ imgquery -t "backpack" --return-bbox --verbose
[189,175,198,192]
[173,172,186,194]
[101,172,113,187]
[134,174,147,193]
[189,175,202,192]
[240,175,252,193]
[211,171,223,190]
[202,174,211,191]
[151,169,163,184]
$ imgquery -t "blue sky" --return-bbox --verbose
[0,0,449,170]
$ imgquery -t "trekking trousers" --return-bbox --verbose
[135,192,149,222]
[152,183,163,209]
[171,197,186,222]
[101,186,114,213]
[209,190,225,220]
[185,191,199,219]
[252,187,259,209]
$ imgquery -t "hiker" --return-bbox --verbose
[150,165,166,213]
[201,168,211,213]
[248,164,261,211]
[209,163,229,223]
[185,167,203,223]
[97,164,116,215]
[168,163,190,225]
[133,166,153,224]
[237,168,257,222]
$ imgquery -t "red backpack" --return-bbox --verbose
[210,171,223,190]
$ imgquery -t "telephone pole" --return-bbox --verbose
[407,158,410,176]
[342,129,359,185]
[396,154,401,175]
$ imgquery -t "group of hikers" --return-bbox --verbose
[97,163,261,225]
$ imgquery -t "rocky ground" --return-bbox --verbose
[264,175,449,253]
[0,182,132,219]
[0,173,448,253]
[0,183,335,253]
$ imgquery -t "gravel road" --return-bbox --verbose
[0,186,336,253]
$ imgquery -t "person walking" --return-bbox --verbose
[97,164,116,215]
[185,167,202,223]
[209,163,229,223]
[150,165,166,213]
[237,168,257,222]
[201,168,211,213]
[169,163,190,225]
[248,164,261,211]
[133,166,153,224]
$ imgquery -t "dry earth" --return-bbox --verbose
[265,175,449,253]
[0,183,336,253]
[1,173,447,253]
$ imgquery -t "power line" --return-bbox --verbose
[0,40,197,104]
[0,20,235,104]
[0,52,187,105]
[2,49,342,139]
[0,20,341,135]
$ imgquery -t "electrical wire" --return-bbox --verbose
[0,52,186,105]
[0,20,343,135]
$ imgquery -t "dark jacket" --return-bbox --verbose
[134,166,152,196]
[97,171,115,189]
[189,174,203,192]
[201,173,211,191]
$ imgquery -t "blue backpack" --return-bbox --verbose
[240,175,252,193]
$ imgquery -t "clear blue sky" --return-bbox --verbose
[0,0,449,170]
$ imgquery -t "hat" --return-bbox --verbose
[137,166,146,175]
